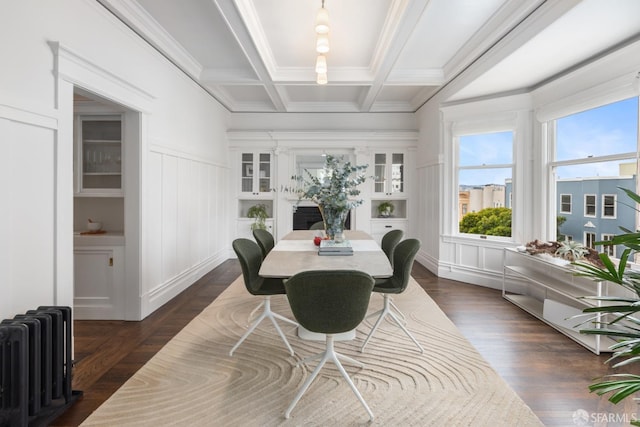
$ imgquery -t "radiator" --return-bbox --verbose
[0,306,82,427]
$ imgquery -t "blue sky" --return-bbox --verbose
[556,97,638,178]
[459,131,512,185]
[458,97,639,185]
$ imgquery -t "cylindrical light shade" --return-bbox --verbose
[315,7,329,34]
[316,34,329,53]
[315,55,327,74]
[317,72,328,85]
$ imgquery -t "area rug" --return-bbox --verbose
[81,277,542,426]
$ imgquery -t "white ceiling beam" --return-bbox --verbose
[360,0,432,111]
[213,0,286,111]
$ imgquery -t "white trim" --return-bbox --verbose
[50,41,155,113]
[0,104,58,130]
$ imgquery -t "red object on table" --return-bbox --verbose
[313,236,322,246]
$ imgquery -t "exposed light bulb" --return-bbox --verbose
[316,34,329,53]
[315,55,327,74]
[317,72,328,85]
[315,7,329,34]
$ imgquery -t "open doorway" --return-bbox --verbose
[72,87,140,320]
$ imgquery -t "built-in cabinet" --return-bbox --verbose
[502,247,623,354]
[235,151,275,238]
[75,115,123,197]
[372,151,405,196]
[227,134,417,244]
[73,244,125,320]
[73,110,127,320]
[240,151,273,197]
[370,150,408,243]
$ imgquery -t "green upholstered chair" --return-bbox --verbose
[380,229,403,266]
[283,270,375,421]
[230,238,297,357]
[252,228,275,259]
[309,221,325,230]
[360,238,424,353]
[379,229,405,319]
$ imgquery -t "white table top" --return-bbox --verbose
[258,230,393,278]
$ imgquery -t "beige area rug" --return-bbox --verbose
[81,277,542,426]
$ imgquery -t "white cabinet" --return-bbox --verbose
[370,219,407,244]
[236,219,275,240]
[239,151,273,197]
[74,245,125,319]
[75,115,123,197]
[372,151,405,197]
[502,248,623,354]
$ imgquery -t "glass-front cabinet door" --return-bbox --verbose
[76,115,123,196]
[373,152,405,196]
[240,152,272,196]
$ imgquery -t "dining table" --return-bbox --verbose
[259,229,393,340]
[259,230,393,279]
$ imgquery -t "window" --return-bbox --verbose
[584,195,596,217]
[601,234,616,257]
[461,204,468,215]
[585,232,596,249]
[602,194,616,218]
[560,194,572,214]
[457,131,513,237]
[551,97,638,254]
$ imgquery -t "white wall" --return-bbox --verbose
[0,0,230,320]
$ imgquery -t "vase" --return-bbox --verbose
[318,204,348,241]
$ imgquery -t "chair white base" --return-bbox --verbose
[297,325,355,341]
[360,294,424,353]
[229,296,298,356]
[285,335,373,421]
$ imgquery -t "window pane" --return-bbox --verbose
[555,161,637,254]
[560,194,572,213]
[602,195,616,217]
[391,153,404,193]
[459,131,513,166]
[556,97,638,161]
[458,168,512,236]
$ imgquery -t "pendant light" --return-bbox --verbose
[315,1,329,84]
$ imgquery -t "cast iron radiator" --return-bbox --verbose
[0,306,82,427]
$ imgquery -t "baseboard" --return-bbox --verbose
[144,251,228,318]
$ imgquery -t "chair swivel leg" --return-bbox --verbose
[298,349,364,369]
[230,296,297,356]
[246,300,264,325]
[367,295,406,323]
[360,295,424,354]
[286,335,373,421]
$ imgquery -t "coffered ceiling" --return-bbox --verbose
[99,0,640,113]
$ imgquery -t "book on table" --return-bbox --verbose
[318,239,353,256]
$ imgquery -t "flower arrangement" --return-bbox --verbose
[294,155,368,239]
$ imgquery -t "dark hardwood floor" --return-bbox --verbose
[52,260,638,426]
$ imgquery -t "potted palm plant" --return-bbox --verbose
[572,187,640,419]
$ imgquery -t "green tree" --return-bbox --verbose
[459,207,511,237]
[557,215,567,241]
